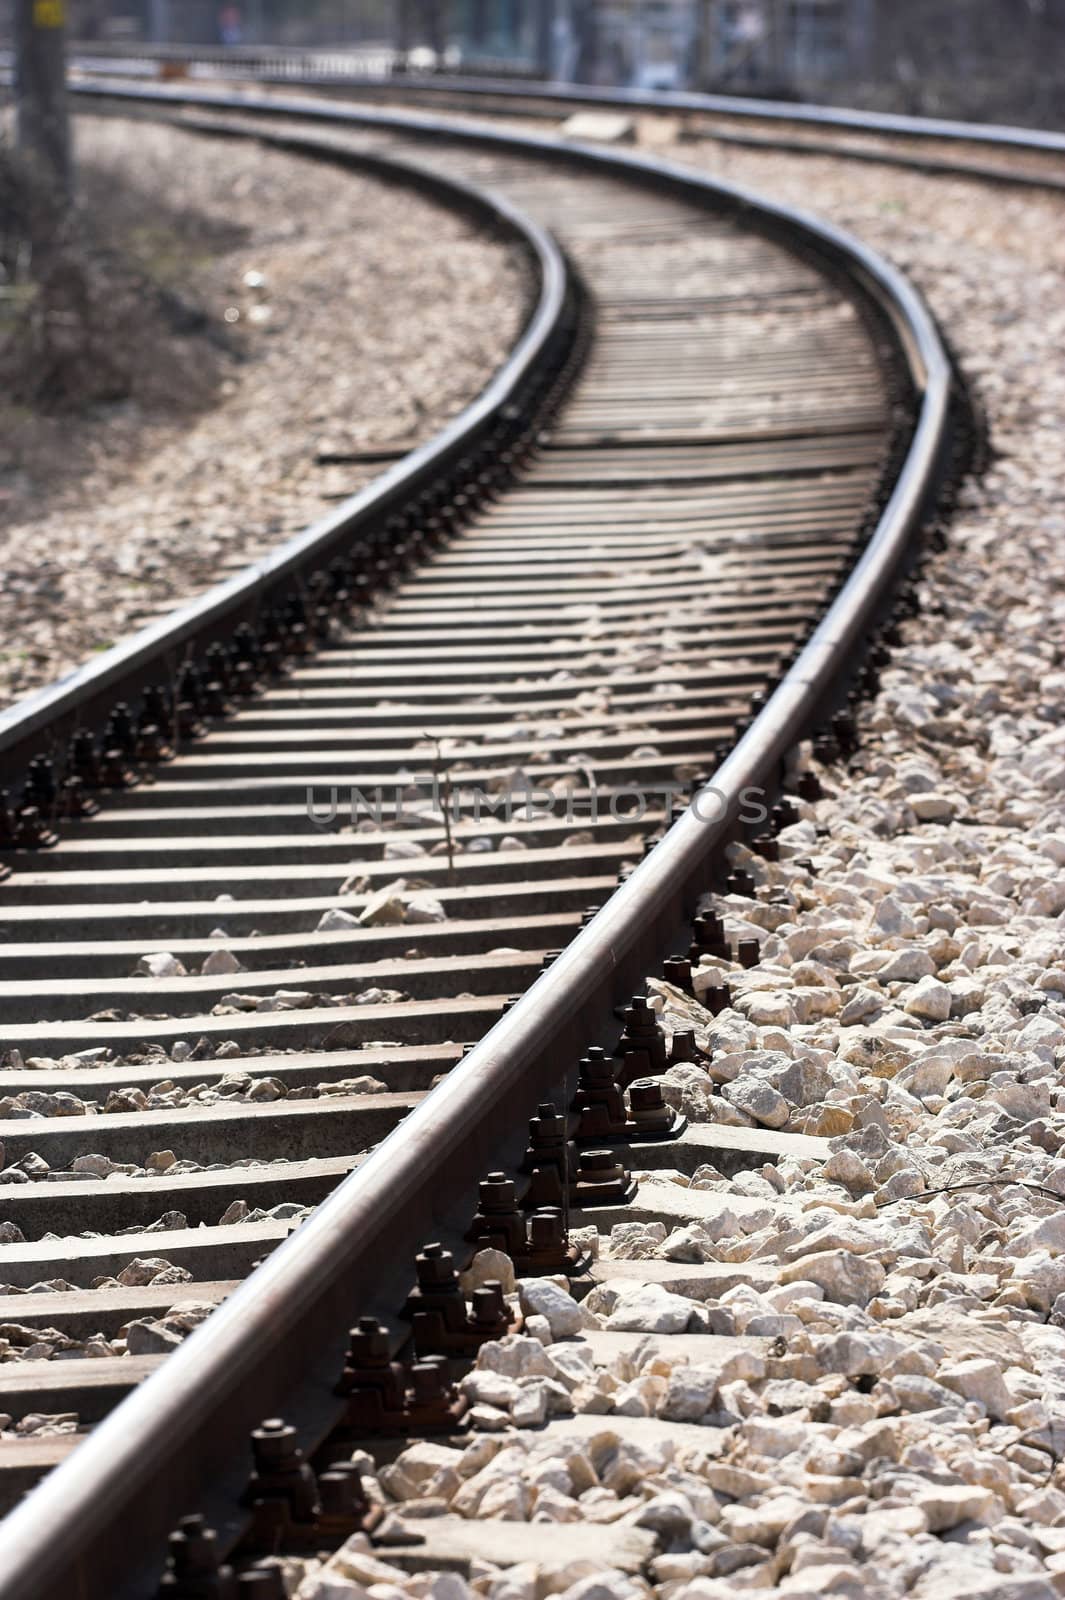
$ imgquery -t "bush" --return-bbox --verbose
[0,133,131,410]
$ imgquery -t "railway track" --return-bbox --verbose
[51,44,1065,193]
[320,74,1065,193]
[0,85,961,1599]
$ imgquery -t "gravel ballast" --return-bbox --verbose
[5,109,1065,1596]
[0,115,527,708]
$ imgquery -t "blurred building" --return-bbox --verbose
[585,1,871,94]
[0,0,868,87]
[2,0,1062,126]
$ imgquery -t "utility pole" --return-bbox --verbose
[395,0,413,60]
[14,0,72,200]
[536,0,557,78]
[423,0,445,59]
[572,0,598,82]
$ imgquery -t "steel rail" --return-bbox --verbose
[0,85,953,1600]
[309,70,1065,155]
[334,77,1065,193]
[0,130,570,775]
[50,40,1065,156]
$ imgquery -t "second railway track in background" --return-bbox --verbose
[0,85,959,1598]
[49,43,1065,193]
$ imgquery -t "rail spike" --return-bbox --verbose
[157,1514,236,1598]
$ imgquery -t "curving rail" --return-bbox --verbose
[0,83,953,1600]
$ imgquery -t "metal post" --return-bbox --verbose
[396,0,413,56]
[14,0,71,199]
[572,0,598,82]
[768,0,788,87]
[536,0,556,77]
[424,0,445,57]
[147,0,170,45]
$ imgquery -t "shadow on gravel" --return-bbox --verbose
[0,133,250,513]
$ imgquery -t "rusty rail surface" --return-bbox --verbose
[0,84,953,1600]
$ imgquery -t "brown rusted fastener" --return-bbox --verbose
[12,804,58,851]
[669,1027,710,1071]
[466,1172,527,1258]
[575,1149,636,1207]
[24,754,57,814]
[176,699,205,741]
[727,869,755,897]
[700,981,732,1015]
[202,676,230,718]
[57,773,98,821]
[204,639,235,692]
[661,954,693,994]
[469,1143,585,1275]
[571,1048,628,1142]
[139,686,175,760]
[67,729,103,790]
[522,1102,579,1211]
[522,1206,586,1275]
[750,833,779,862]
[336,1317,408,1431]
[404,1242,516,1356]
[243,1419,374,1549]
[231,624,264,696]
[0,784,55,851]
[737,938,761,969]
[99,746,138,788]
[241,1418,319,1549]
[402,1357,467,1432]
[573,1050,682,1145]
[689,912,729,963]
[285,617,314,658]
[627,1078,680,1138]
[669,1028,696,1062]
[616,994,667,1086]
[832,709,858,754]
[104,700,138,755]
[156,1514,236,1598]
[313,1459,381,1541]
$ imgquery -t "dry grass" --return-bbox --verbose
[0,128,242,423]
